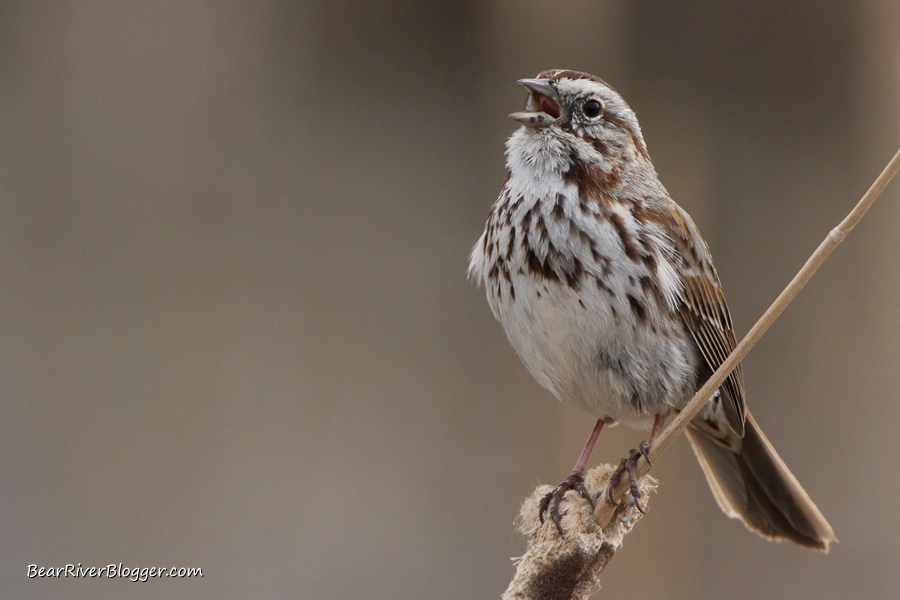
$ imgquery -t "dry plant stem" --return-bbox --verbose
[595,147,900,527]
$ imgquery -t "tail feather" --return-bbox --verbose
[685,411,836,551]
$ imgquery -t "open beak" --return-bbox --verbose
[509,78,562,128]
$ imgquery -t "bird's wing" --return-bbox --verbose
[677,270,746,436]
[648,201,746,436]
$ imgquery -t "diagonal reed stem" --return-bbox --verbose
[594,148,900,527]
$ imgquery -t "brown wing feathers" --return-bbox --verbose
[678,272,746,436]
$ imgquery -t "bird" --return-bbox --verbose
[468,69,835,550]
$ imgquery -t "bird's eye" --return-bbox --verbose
[583,99,603,118]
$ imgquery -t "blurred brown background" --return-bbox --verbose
[2,1,898,599]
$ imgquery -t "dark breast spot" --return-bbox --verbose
[551,195,566,221]
[595,277,615,297]
[608,212,640,261]
[639,275,665,308]
[627,294,648,323]
[525,247,560,283]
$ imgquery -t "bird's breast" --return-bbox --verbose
[476,178,700,426]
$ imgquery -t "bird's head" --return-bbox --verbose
[509,70,649,164]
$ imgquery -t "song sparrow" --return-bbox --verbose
[469,69,835,550]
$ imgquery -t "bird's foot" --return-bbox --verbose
[605,443,652,521]
[538,471,595,536]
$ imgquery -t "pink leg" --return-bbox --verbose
[540,417,607,534]
[648,414,664,446]
[572,418,606,475]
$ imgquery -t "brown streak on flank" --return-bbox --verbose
[551,194,566,222]
[596,277,615,297]
[636,230,652,252]
[500,261,511,283]
[608,212,640,261]
[641,252,658,271]
[505,227,516,260]
[521,204,536,231]
[627,294,648,323]
[562,255,584,291]
[594,251,612,276]
[536,215,549,244]
[636,231,658,270]
[525,247,560,283]
[639,275,665,308]
[586,238,602,262]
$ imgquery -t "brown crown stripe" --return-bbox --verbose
[537,69,610,88]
